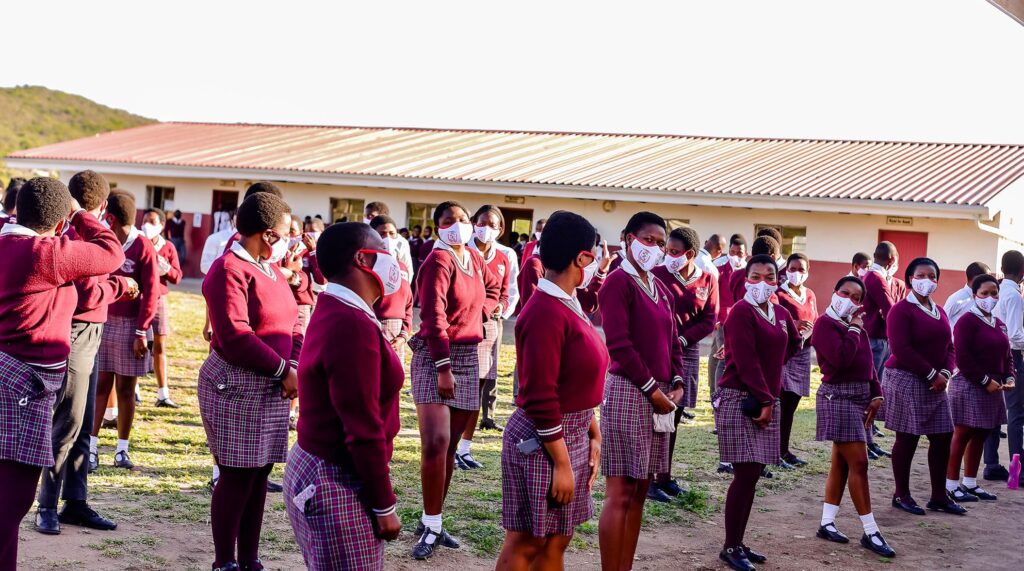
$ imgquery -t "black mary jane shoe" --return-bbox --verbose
[816,522,850,543]
[646,482,673,503]
[891,496,925,515]
[456,452,483,469]
[777,459,796,470]
[947,487,978,503]
[35,508,61,535]
[212,562,240,571]
[657,479,688,497]
[717,462,734,475]
[960,484,997,501]
[781,453,807,467]
[266,480,283,493]
[761,466,774,479]
[59,500,117,531]
[926,499,967,515]
[719,546,756,571]
[861,532,896,558]
[871,423,886,438]
[479,418,503,432]
[741,544,767,564]
[414,522,460,548]
[113,450,134,470]
[868,443,891,458]
[454,454,470,470]
[412,529,442,560]
[867,448,880,460]
[682,409,696,420]
[240,559,264,571]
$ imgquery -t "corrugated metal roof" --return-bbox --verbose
[8,122,1024,207]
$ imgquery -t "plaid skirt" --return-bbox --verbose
[881,367,954,436]
[477,319,501,382]
[409,337,480,411]
[600,373,669,478]
[949,374,1007,430]
[713,387,781,465]
[98,315,152,377]
[149,296,170,336]
[296,304,312,336]
[284,444,384,571]
[380,319,407,362]
[0,351,64,467]
[682,344,700,408]
[502,408,595,537]
[198,350,290,468]
[815,382,871,443]
[782,347,812,397]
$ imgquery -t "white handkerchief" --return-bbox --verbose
[653,411,677,433]
[292,484,316,513]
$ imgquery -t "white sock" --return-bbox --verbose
[945,478,959,492]
[135,385,141,399]
[457,439,472,456]
[421,513,443,542]
[115,439,130,454]
[104,407,117,421]
[89,436,98,454]
[962,476,978,488]
[212,465,221,480]
[820,502,840,526]
[860,512,879,536]
[157,387,170,400]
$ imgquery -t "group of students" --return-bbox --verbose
[2,173,1022,571]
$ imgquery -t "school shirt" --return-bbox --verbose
[810,309,882,398]
[204,242,303,378]
[468,242,512,316]
[373,261,414,337]
[993,278,1024,351]
[200,226,237,274]
[942,285,974,331]
[0,212,124,369]
[516,279,609,442]
[495,243,521,319]
[718,296,802,404]
[883,296,956,381]
[862,265,908,340]
[598,257,686,396]
[651,263,719,347]
[776,282,819,326]
[107,228,162,337]
[953,306,1015,386]
[695,248,721,280]
[153,236,183,296]
[415,241,501,372]
[296,284,403,514]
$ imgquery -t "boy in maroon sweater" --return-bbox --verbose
[776,253,818,468]
[141,208,183,409]
[861,241,904,454]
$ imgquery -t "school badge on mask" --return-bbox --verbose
[121,259,136,274]
[696,287,709,300]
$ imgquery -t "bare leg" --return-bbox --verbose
[114,375,138,441]
[620,478,649,569]
[445,409,475,501]
[495,531,544,571]
[416,403,452,515]
[599,476,636,571]
[963,428,991,479]
[836,442,871,515]
[532,534,573,571]
[947,425,972,481]
[823,444,849,507]
[152,335,169,390]
[92,372,116,436]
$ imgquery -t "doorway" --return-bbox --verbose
[211,190,240,234]
[878,229,928,263]
[499,207,533,247]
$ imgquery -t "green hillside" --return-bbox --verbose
[0,85,154,184]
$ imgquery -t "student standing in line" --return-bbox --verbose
[200,193,302,571]
[283,222,404,571]
[0,177,124,570]
[714,254,801,571]
[369,215,414,362]
[848,253,870,279]
[141,208,183,408]
[597,212,686,571]
[166,209,187,264]
[882,257,964,516]
[942,262,992,330]
[984,251,1024,483]
[364,201,414,282]
[650,226,718,501]
[811,276,895,558]
[410,201,501,560]
[709,235,747,393]
[775,253,817,468]
[861,241,903,458]
[521,218,546,261]
[495,211,606,571]
[0,177,26,221]
[946,274,1014,503]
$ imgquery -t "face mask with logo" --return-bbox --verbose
[975,296,998,313]
[830,293,860,319]
[266,233,290,263]
[474,225,499,245]
[663,252,689,274]
[786,271,808,286]
[629,235,664,272]
[382,236,398,256]
[359,249,402,297]
[729,255,746,270]
[578,255,599,289]
[438,222,473,246]
[745,280,776,305]
[911,277,937,297]
[141,222,163,240]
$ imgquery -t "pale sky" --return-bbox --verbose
[3,0,1022,144]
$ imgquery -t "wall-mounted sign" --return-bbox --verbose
[886,216,913,226]
[504,195,526,204]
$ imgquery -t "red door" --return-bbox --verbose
[878,230,928,263]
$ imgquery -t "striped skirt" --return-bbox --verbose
[0,351,65,467]
[284,444,384,571]
[881,367,954,436]
[197,350,290,468]
[380,319,407,363]
[502,408,595,537]
[815,382,871,443]
[682,344,700,408]
[98,315,152,377]
[149,296,171,336]
[409,337,480,411]
[949,374,1007,430]
[600,373,669,479]
[477,319,501,382]
[713,387,781,466]
[781,347,812,397]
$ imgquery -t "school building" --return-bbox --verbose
[7,122,1024,309]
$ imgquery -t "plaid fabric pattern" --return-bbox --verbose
[682,344,700,408]
[284,444,384,571]
[149,296,171,336]
[781,346,812,397]
[600,373,669,478]
[380,319,407,362]
[502,408,595,537]
[296,304,312,336]
[0,351,64,467]
[198,350,290,467]
[409,337,480,411]
[477,319,501,381]
[881,367,954,436]
[949,374,1007,430]
[98,315,152,377]
[815,382,871,442]
[713,387,781,465]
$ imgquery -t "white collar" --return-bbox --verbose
[619,255,659,301]
[468,239,496,262]
[434,238,470,266]
[869,263,894,282]
[537,278,587,317]
[673,263,703,286]
[825,306,850,324]
[153,235,167,251]
[699,248,711,257]
[620,255,640,277]
[743,292,777,324]
[1000,278,1022,294]
[0,223,39,237]
[780,281,807,304]
[122,226,142,252]
[230,241,275,277]
[323,283,380,325]
[968,303,996,327]
[906,291,940,318]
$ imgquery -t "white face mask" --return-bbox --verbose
[745,280,776,305]
[889,263,900,278]
[534,231,543,241]
[266,234,290,263]
[786,271,808,286]
[438,222,473,246]
[729,255,746,270]
[141,222,163,239]
[629,236,664,272]
[663,252,689,274]
[578,259,600,289]
[856,267,868,278]
[830,293,860,319]
[474,225,499,245]
[975,296,998,313]
[366,250,402,296]
[101,217,111,229]
[307,231,321,243]
[381,236,398,256]
[911,277,937,297]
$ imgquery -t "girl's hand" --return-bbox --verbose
[753,404,773,428]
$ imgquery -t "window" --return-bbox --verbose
[665,218,691,231]
[754,224,807,255]
[330,198,365,224]
[147,186,175,211]
[407,202,437,233]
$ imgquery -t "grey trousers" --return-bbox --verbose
[38,321,103,507]
[708,327,724,398]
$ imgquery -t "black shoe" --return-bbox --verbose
[289,415,298,431]
[213,563,240,571]
[101,417,117,429]
[867,443,891,458]
[781,453,807,467]
[891,496,925,515]
[761,466,773,479]
[113,450,134,469]
[209,477,219,490]
[35,508,60,535]
[860,532,896,558]
[816,523,849,543]
[646,483,673,503]
[240,559,264,571]
[926,499,967,515]
[867,448,880,460]
[88,452,99,474]
[872,424,886,438]
[58,501,117,531]
[657,479,688,497]
[717,462,734,474]
[740,544,766,564]
[412,529,440,560]
[712,428,718,435]
[947,487,979,503]
[719,546,756,571]
[456,452,483,469]
[1000,429,1007,438]
[984,465,1010,481]
[414,522,461,548]
[454,454,469,470]
[681,409,695,420]
[266,480,283,493]
[960,484,997,501]
[777,459,796,470]
[479,418,503,432]
[155,397,181,408]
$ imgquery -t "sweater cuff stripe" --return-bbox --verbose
[134,329,147,337]
[434,358,451,369]
[372,504,397,516]
[679,336,688,347]
[926,369,937,381]
[848,326,861,335]
[536,425,563,437]
[274,359,287,379]
[289,359,299,369]
[940,369,951,379]
[640,377,656,392]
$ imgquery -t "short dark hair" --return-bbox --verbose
[317,222,379,280]
[105,191,136,227]
[750,236,780,257]
[745,254,779,278]
[624,211,666,236]
[873,241,898,264]
[852,252,870,265]
[834,275,865,293]
[756,227,783,244]
[311,218,325,232]
[244,181,283,199]
[473,204,505,230]
[730,233,746,245]
[668,226,700,252]
[539,211,597,272]
[143,207,166,223]
[365,201,390,216]
[432,200,468,227]
[972,273,999,294]
[904,257,940,283]
[15,177,72,232]
[6,177,27,192]
[965,261,991,284]
[413,224,422,231]
[369,214,397,230]
[1002,250,1024,277]
[786,252,809,268]
[236,192,291,236]
[68,170,110,211]
[4,177,27,212]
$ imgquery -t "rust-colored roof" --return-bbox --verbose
[9,122,1024,207]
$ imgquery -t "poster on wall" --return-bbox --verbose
[193,213,203,227]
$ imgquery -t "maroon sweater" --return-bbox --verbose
[716,263,736,325]
[652,265,718,347]
[810,313,882,398]
[862,271,907,340]
[65,226,130,324]
[953,311,1015,386]
[598,267,685,396]
[516,288,608,441]
[204,248,303,377]
[415,247,500,370]
[108,231,161,336]
[884,298,955,381]
[155,237,183,296]
[373,261,414,335]
[296,293,403,512]
[719,300,802,403]
[0,213,124,367]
